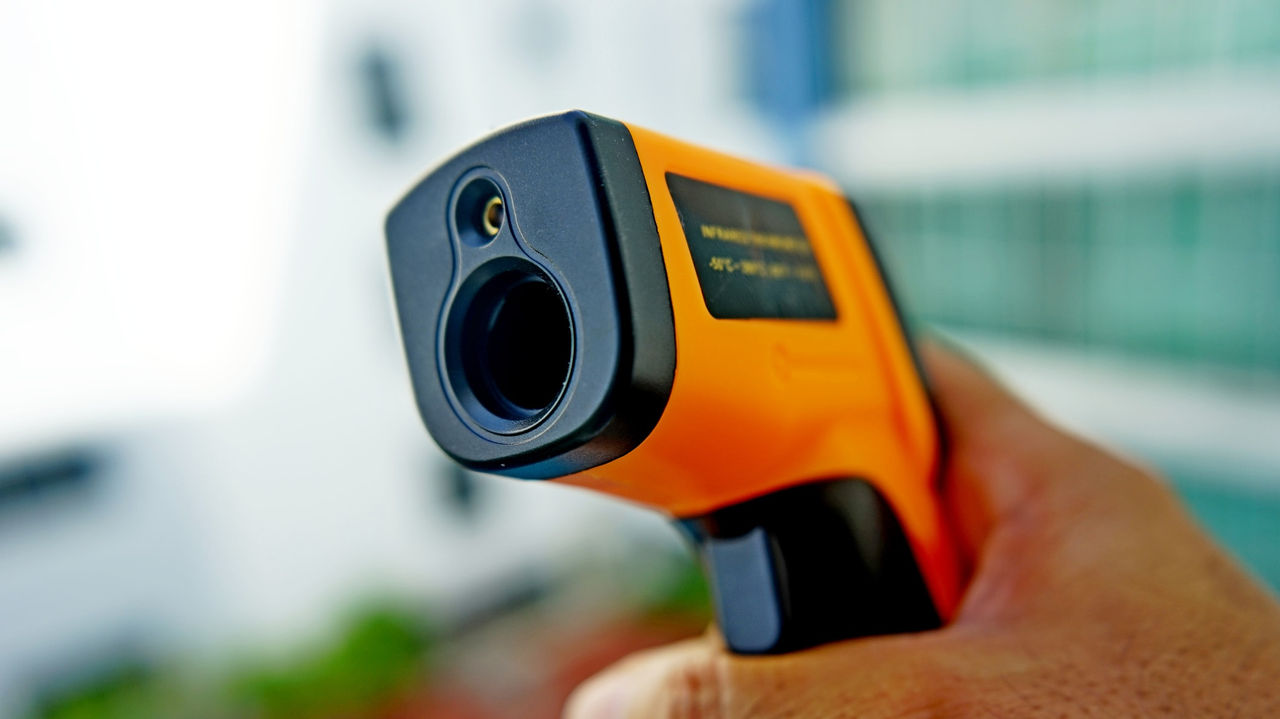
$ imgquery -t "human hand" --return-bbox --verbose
[566,340,1280,718]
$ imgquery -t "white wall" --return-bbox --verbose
[0,0,765,713]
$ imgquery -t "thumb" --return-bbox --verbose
[563,638,724,719]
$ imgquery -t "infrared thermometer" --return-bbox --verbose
[385,111,963,653]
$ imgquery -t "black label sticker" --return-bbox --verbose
[666,173,837,320]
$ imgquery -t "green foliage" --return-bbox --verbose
[226,602,434,719]
[29,600,436,719]
[35,666,164,719]
[642,558,712,623]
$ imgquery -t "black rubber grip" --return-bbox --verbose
[678,478,941,654]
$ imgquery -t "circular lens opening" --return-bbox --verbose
[452,264,573,432]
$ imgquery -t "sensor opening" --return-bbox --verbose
[481,195,504,237]
[448,260,573,433]
[455,177,506,246]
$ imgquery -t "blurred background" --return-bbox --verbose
[2,0,1278,716]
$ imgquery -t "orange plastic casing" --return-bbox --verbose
[558,123,963,620]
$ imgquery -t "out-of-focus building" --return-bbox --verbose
[814,0,1280,583]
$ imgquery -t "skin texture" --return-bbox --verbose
[565,340,1280,718]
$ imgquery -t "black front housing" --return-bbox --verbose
[385,111,676,478]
